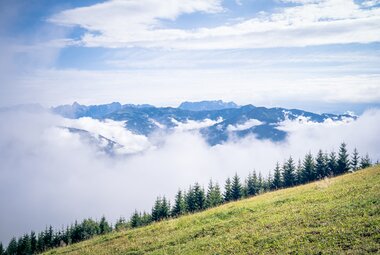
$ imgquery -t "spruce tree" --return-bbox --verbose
[246,173,255,196]
[296,159,303,185]
[302,152,316,183]
[6,237,17,255]
[360,153,372,169]
[193,183,206,211]
[185,187,196,212]
[115,217,127,231]
[160,196,171,219]
[315,150,327,179]
[151,197,162,221]
[0,242,4,255]
[328,151,338,176]
[130,210,141,228]
[223,177,232,202]
[231,173,243,200]
[257,172,264,194]
[99,216,111,234]
[30,231,37,253]
[206,181,223,208]
[266,171,272,192]
[283,157,296,187]
[171,190,185,217]
[351,148,359,171]
[272,162,282,189]
[337,142,350,174]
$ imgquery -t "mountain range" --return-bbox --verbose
[52,100,355,147]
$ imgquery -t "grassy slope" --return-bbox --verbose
[46,166,380,255]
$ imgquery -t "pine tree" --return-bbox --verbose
[315,150,327,179]
[6,237,17,255]
[171,190,185,217]
[328,151,338,176]
[140,212,152,226]
[337,142,350,174]
[272,162,282,189]
[223,177,232,202]
[185,187,196,212]
[193,183,206,211]
[151,197,162,221]
[31,231,37,253]
[295,159,303,185]
[130,210,142,228]
[302,152,316,183]
[206,181,223,208]
[99,216,112,234]
[246,173,255,196]
[160,196,171,219]
[0,242,4,255]
[351,148,360,171]
[283,157,296,187]
[360,153,372,169]
[231,173,243,200]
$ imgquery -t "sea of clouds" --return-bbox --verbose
[0,108,379,244]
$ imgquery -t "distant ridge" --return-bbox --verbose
[178,100,239,111]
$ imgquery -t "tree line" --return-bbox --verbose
[1,143,374,254]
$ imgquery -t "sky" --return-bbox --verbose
[0,0,379,113]
[1,0,380,246]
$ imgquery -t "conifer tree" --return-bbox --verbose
[151,197,162,221]
[206,181,223,208]
[193,183,206,211]
[140,212,152,226]
[337,142,350,174]
[6,237,17,255]
[231,173,243,200]
[185,187,196,212]
[258,172,264,194]
[223,177,232,202]
[283,157,296,187]
[266,171,272,192]
[172,190,185,217]
[315,150,327,179]
[360,153,372,169]
[130,210,142,228]
[0,242,4,255]
[115,217,127,231]
[160,196,171,219]
[99,216,112,234]
[351,148,360,171]
[295,159,303,185]
[245,173,255,196]
[30,231,37,253]
[272,162,282,189]
[328,151,338,175]
[302,152,315,183]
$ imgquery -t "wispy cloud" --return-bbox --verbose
[50,0,380,49]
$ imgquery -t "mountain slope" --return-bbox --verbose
[52,101,355,145]
[45,166,380,255]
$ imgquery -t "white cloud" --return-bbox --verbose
[0,108,379,245]
[227,119,263,131]
[172,118,223,131]
[50,0,380,49]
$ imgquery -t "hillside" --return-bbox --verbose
[45,166,380,255]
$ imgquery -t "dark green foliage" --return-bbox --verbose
[6,237,17,255]
[5,142,373,254]
[295,159,303,185]
[351,148,359,171]
[152,196,171,221]
[315,150,328,179]
[302,153,316,183]
[283,157,296,188]
[231,173,243,200]
[223,178,232,202]
[99,216,112,234]
[206,181,223,208]
[130,210,142,228]
[360,153,372,169]
[337,142,350,174]
[272,163,282,189]
[328,151,338,175]
[114,217,128,231]
[0,243,4,255]
[171,190,186,217]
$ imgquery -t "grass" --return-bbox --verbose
[45,166,380,254]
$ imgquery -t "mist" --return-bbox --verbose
[0,108,380,245]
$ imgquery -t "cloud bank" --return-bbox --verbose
[50,0,380,49]
[0,108,379,244]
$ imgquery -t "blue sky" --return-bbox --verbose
[1,0,380,113]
